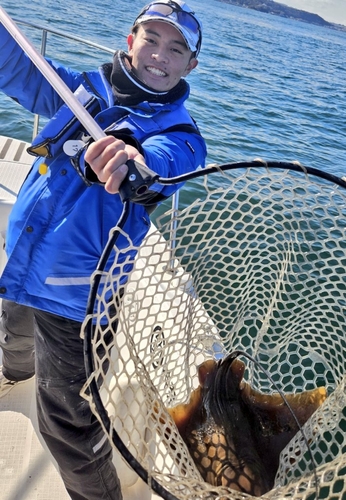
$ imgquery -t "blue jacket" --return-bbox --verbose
[0,25,207,321]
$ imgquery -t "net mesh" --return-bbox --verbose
[81,165,346,499]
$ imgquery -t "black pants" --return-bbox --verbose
[0,300,122,500]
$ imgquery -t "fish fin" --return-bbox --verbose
[241,385,327,433]
[198,359,217,386]
[167,386,203,436]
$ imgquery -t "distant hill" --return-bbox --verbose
[218,0,346,31]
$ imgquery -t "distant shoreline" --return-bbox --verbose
[218,0,346,32]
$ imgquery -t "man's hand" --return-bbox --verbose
[85,136,145,194]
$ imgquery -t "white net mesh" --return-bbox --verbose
[81,165,346,500]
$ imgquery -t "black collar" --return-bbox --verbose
[102,50,188,107]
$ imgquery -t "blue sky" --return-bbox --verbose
[282,0,346,25]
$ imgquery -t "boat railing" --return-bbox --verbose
[14,19,115,139]
[13,19,180,265]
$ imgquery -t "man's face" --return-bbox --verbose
[127,21,198,92]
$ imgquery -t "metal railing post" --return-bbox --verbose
[32,28,48,139]
[169,191,179,270]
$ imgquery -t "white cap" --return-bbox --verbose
[133,0,202,55]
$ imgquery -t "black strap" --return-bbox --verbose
[161,123,201,136]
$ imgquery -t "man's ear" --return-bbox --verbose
[127,33,134,54]
[183,57,198,77]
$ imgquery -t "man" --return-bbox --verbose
[0,1,205,499]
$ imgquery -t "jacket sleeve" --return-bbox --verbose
[140,129,207,200]
[0,22,83,118]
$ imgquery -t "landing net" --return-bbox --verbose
[81,163,346,500]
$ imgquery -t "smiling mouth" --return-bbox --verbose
[146,66,167,77]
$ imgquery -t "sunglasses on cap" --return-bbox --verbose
[134,1,202,53]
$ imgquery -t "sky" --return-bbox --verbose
[281,0,346,25]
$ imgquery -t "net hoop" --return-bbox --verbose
[82,161,346,500]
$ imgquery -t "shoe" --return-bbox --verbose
[0,366,34,398]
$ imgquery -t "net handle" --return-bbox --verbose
[158,160,346,189]
[118,159,346,206]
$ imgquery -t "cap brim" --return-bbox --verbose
[135,16,198,53]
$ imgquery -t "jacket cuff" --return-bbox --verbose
[70,147,100,186]
[105,131,144,155]
[70,133,144,186]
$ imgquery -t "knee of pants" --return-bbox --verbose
[0,320,35,351]
[0,301,35,350]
